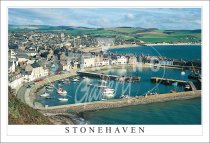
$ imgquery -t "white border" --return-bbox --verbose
[1,1,209,142]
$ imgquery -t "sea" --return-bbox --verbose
[38,45,201,125]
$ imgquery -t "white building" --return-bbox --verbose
[83,55,95,68]
[116,56,128,65]
[8,61,16,73]
[24,62,48,81]
[9,73,24,89]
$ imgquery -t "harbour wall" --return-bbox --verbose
[41,90,201,114]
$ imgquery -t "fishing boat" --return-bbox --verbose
[181,71,186,76]
[185,84,191,90]
[103,92,114,97]
[58,98,68,102]
[98,85,107,88]
[102,88,114,97]
[40,92,49,97]
[57,88,67,95]
[72,78,79,82]
[45,96,53,99]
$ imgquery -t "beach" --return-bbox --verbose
[79,43,201,53]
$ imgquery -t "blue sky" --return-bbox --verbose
[9,8,201,30]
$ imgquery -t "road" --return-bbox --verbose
[16,82,31,103]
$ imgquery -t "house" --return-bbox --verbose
[82,54,95,68]
[71,60,80,70]
[9,73,24,89]
[59,61,72,71]
[116,56,127,65]
[24,62,48,81]
[128,56,137,65]
[8,61,16,73]
[95,55,103,66]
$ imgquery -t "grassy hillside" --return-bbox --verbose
[8,88,52,125]
[9,25,201,43]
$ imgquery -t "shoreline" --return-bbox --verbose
[80,43,201,53]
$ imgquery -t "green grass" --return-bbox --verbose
[8,88,52,125]
[9,26,201,43]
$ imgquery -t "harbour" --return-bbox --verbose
[9,43,198,125]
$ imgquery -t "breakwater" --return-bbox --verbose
[77,71,140,82]
[41,90,201,114]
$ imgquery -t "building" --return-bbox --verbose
[116,56,128,65]
[128,56,137,65]
[59,61,72,71]
[9,73,24,89]
[82,55,95,68]
[24,62,48,81]
[8,61,16,73]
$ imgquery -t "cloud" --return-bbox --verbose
[8,8,201,30]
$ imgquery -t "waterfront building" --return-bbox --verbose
[81,54,96,68]
[128,56,137,65]
[116,56,128,65]
[24,62,48,81]
[59,61,72,71]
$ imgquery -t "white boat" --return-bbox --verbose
[58,98,68,102]
[181,71,186,76]
[58,83,63,86]
[103,93,114,97]
[185,84,191,90]
[98,85,107,88]
[40,92,49,97]
[104,88,114,91]
[57,88,67,95]
[72,78,79,82]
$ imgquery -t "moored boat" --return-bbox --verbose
[58,98,68,102]
[57,88,67,95]
[72,78,79,82]
[40,92,49,97]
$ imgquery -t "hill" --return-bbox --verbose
[8,87,52,125]
[8,25,201,43]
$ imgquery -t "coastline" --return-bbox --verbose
[80,43,201,53]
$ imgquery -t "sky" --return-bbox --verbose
[8,8,201,30]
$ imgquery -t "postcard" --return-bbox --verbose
[1,0,209,142]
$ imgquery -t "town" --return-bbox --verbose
[8,31,201,90]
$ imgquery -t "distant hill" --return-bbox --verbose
[8,87,52,125]
[8,25,201,43]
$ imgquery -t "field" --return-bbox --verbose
[9,25,201,43]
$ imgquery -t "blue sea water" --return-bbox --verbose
[108,45,201,61]
[82,97,201,125]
